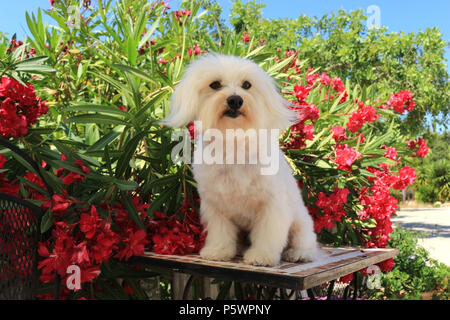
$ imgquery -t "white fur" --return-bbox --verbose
[163,53,323,266]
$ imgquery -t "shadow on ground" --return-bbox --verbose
[392,221,450,239]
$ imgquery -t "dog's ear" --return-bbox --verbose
[262,77,298,130]
[161,79,198,128]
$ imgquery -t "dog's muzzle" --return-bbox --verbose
[224,95,243,118]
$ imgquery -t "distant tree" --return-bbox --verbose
[413,131,450,202]
[228,0,450,134]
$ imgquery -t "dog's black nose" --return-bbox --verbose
[227,95,243,110]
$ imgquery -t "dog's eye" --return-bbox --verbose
[242,81,251,90]
[209,81,222,90]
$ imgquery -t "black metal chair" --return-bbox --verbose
[0,137,58,300]
[0,192,43,299]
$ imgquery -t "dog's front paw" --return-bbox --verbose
[282,246,325,263]
[199,245,236,262]
[243,248,280,266]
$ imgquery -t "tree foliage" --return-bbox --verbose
[228,0,450,134]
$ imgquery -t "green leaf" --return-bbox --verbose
[146,184,178,216]
[127,37,138,66]
[66,114,129,126]
[88,71,132,94]
[113,179,138,191]
[65,104,130,118]
[266,54,295,75]
[40,209,53,233]
[115,131,148,178]
[147,173,178,189]
[87,130,122,151]
[121,192,145,230]
[112,64,157,85]
[13,56,56,74]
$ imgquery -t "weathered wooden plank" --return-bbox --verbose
[130,247,398,290]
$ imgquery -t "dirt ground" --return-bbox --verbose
[392,207,450,266]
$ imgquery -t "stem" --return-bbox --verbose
[175,20,187,79]
[182,163,187,202]
[0,64,8,77]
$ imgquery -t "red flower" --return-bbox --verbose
[382,146,397,160]
[72,241,90,265]
[0,153,5,169]
[60,160,89,185]
[148,202,205,255]
[174,9,191,24]
[298,103,320,122]
[0,77,48,139]
[334,144,361,171]
[416,138,429,158]
[88,219,120,264]
[312,213,335,233]
[337,273,353,284]
[38,222,74,280]
[306,70,319,87]
[407,137,429,158]
[80,265,101,283]
[242,33,250,43]
[378,258,395,272]
[387,90,415,113]
[357,133,365,143]
[188,121,198,140]
[188,44,205,57]
[392,166,416,190]
[346,103,379,133]
[75,160,90,174]
[50,194,72,215]
[313,188,349,232]
[116,229,148,261]
[293,84,310,104]
[62,172,84,185]
[152,230,198,255]
[79,205,99,239]
[331,126,347,142]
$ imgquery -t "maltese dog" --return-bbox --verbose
[162,53,323,266]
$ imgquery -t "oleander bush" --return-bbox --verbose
[367,227,449,300]
[0,0,447,299]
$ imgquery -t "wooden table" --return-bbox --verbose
[132,246,398,299]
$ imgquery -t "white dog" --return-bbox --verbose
[162,53,323,266]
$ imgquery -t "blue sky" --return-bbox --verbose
[1,0,449,70]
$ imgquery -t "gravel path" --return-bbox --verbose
[392,207,450,266]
